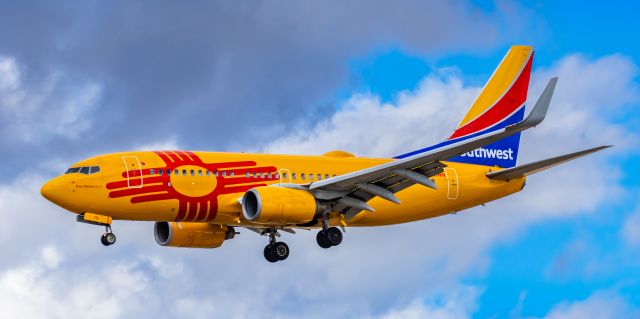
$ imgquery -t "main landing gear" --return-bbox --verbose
[316,227,343,248]
[263,229,289,263]
[100,225,117,246]
[316,217,343,249]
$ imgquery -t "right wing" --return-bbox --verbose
[307,78,558,219]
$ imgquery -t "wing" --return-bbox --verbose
[307,78,558,220]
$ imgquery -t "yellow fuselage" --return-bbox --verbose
[42,151,525,228]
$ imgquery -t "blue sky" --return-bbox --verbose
[0,1,639,318]
[344,2,640,317]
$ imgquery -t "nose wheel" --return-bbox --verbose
[100,225,117,246]
[263,228,289,262]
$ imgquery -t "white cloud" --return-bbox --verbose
[0,55,102,143]
[375,285,481,319]
[539,290,640,319]
[136,137,180,151]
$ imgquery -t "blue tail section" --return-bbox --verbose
[447,107,524,167]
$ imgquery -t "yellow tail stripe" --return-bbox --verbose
[457,45,533,128]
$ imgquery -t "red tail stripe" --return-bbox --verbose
[449,55,532,139]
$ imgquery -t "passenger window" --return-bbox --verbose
[275,173,279,179]
[301,173,306,180]
[292,173,296,180]
[267,173,272,179]
[245,172,250,178]
[318,174,322,180]
[167,169,172,175]
[206,170,211,176]
[283,173,288,179]
[325,174,330,179]
[198,170,203,176]
[190,170,194,176]
[222,171,227,177]
[214,171,219,177]
[309,174,314,180]
[230,171,235,177]
[253,172,257,178]
[79,167,90,174]
[182,169,187,176]
[333,174,336,177]
[174,169,179,175]
[159,169,163,176]
[150,169,155,175]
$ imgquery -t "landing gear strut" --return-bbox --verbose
[100,225,117,246]
[263,228,289,262]
[316,217,343,248]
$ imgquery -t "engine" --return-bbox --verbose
[241,186,319,224]
[154,222,235,248]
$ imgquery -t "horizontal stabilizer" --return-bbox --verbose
[486,145,611,180]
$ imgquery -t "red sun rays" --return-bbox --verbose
[106,150,278,222]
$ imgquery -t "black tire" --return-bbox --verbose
[273,242,289,261]
[105,233,116,245]
[326,227,343,246]
[316,230,332,249]
[100,233,110,246]
[263,244,278,263]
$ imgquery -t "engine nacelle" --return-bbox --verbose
[154,222,234,248]
[241,186,318,224]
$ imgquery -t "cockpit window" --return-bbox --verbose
[65,167,81,174]
[65,166,101,175]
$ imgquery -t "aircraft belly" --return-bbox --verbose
[349,175,525,226]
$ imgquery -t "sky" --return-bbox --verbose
[0,0,639,318]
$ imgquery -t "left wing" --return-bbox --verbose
[307,77,557,219]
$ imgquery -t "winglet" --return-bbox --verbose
[514,77,558,130]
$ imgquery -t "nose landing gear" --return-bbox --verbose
[100,225,117,246]
[77,213,117,247]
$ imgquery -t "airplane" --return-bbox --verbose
[41,46,609,262]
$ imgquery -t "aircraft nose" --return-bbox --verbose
[41,179,59,203]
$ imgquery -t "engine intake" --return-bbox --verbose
[154,222,234,248]
[241,186,318,224]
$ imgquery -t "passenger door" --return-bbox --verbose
[122,155,143,188]
[443,167,459,200]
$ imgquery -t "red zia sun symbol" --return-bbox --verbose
[106,150,278,221]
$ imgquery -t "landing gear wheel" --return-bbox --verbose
[316,230,332,249]
[273,242,289,261]
[263,244,278,263]
[101,232,116,246]
[326,227,343,246]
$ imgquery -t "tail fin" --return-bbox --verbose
[447,46,534,168]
